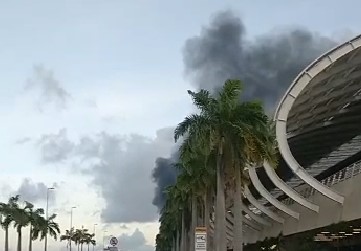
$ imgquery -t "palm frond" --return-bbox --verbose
[187,89,216,114]
[219,79,243,108]
[174,114,210,142]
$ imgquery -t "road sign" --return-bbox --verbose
[195,227,207,251]
[110,237,118,246]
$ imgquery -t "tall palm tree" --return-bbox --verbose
[0,195,20,251]
[61,228,74,249]
[175,184,191,251]
[157,185,187,251]
[177,152,216,251]
[69,228,91,251]
[203,153,217,251]
[175,169,202,251]
[174,81,233,251]
[72,229,82,250]
[174,80,277,251]
[165,185,186,251]
[81,232,95,251]
[79,229,91,251]
[32,213,60,246]
[25,203,45,251]
[13,201,33,251]
[0,214,12,251]
[89,239,96,251]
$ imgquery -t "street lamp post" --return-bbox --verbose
[44,187,55,251]
[103,230,108,249]
[69,206,76,251]
[93,224,98,251]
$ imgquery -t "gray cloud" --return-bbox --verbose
[13,179,57,204]
[87,129,174,223]
[183,10,337,109]
[15,137,32,145]
[36,127,175,223]
[24,65,71,111]
[117,229,154,251]
[37,128,75,163]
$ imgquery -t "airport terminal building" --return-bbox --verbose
[231,34,361,250]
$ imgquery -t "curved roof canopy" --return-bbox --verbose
[250,35,361,209]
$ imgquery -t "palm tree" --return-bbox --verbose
[155,80,278,251]
[69,228,91,251]
[0,214,12,251]
[175,169,202,251]
[25,203,45,251]
[13,201,33,251]
[177,152,216,251]
[156,184,188,251]
[81,232,95,251]
[203,153,217,251]
[158,212,176,251]
[174,81,232,251]
[0,195,21,251]
[174,80,277,251]
[165,185,184,251]
[173,184,191,251]
[79,229,91,251]
[61,228,74,249]
[72,229,82,250]
[32,213,60,247]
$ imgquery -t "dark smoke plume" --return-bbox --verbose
[152,10,338,212]
[183,10,337,109]
[152,153,179,211]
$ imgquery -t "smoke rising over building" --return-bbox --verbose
[152,153,179,211]
[183,10,336,108]
[152,10,338,212]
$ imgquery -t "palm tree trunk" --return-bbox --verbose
[87,244,90,251]
[5,226,9,251]
[200,198,204,226]
[176,229,180,251]
[180,211,185,251]
[187,228,191,251]
[44,230,48,251]
[215,141,227,251]
[233,165,243,251]
[205,188,211,251]
[29,225,33,251]
[190,194,198,251]
[172,236,176,251]
[17,228,22,251]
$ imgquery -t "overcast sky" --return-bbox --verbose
[1,1,361,250]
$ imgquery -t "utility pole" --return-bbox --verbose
[103,230,108,250]
[69,206,76,251]
[44,187,55,251]
[93,224,98,251]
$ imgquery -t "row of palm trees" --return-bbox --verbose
[155,80,278,251]
[60,227,96,251]
[0,195,60,251]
